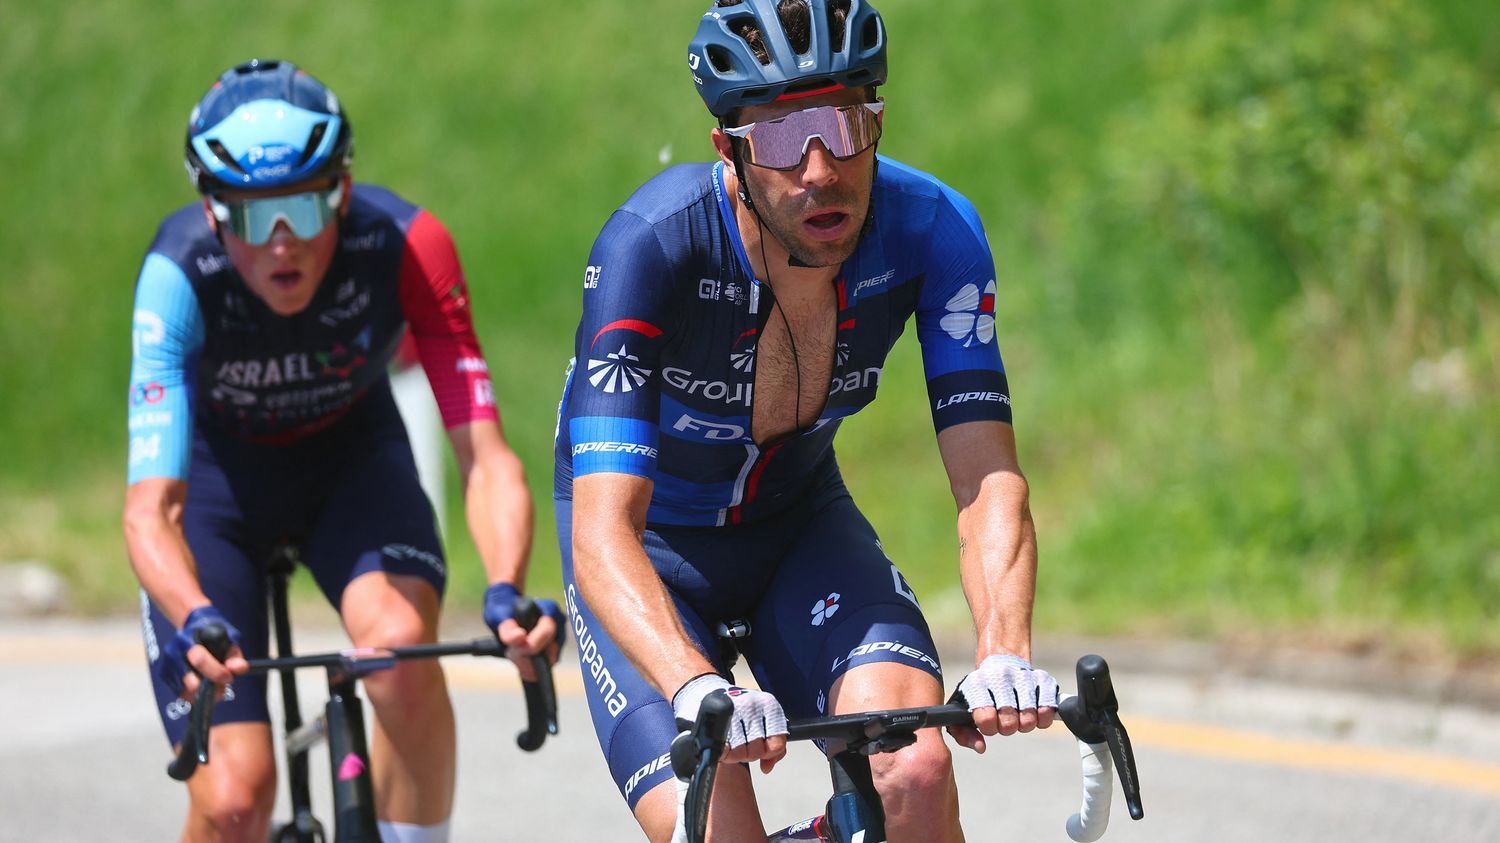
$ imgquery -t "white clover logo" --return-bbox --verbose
[810,592,841,626]
[587,345,653,394]
[939,280,997,347]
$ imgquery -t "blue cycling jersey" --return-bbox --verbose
[127,184,498,484]
[554,157,1011,526]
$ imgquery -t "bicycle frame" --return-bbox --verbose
[167,545,559,843]
[672,655,1144,843]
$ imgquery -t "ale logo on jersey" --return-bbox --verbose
[940,280,997,347]
[588,320,662,394]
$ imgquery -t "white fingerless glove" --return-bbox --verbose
[672,674,789,749]
[952,654,1060,712]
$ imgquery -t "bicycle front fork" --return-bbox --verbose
[326,672,378,843]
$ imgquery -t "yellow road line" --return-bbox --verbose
[1125,715,1500,800]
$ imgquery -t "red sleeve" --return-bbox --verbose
[397,210,501,429]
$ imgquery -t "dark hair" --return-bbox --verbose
[715,0,853,64]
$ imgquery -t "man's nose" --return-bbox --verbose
[800,139,840,188]
[267,219,298,251]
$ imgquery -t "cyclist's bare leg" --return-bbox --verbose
[340,571,456,826]
[181,721,277,843]
[634,763,766,843]
[829,662,962,843]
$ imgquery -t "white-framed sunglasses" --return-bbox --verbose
[725,101,884,170]
[209,181,343,245]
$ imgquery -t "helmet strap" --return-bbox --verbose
[723,127,757,212]
[733,149,808,268]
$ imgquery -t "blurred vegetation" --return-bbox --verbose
[1027,0,1500,651]
[0,0,1494,653]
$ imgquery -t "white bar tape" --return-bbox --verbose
[1066,739,1114,842]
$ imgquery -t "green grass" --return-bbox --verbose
[2,0,1495,655]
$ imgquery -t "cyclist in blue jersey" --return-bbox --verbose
[124,59,562,843]
[554,2,1058,840]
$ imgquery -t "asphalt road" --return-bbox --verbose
[2,617,1498,842]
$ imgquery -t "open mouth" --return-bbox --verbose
[805,211,848,230]
[270,269,303,289]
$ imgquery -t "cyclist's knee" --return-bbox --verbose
[361,657,449,722]
[187,759,275,841]
[348,609,433,651]
[341,573,441,651]
[872,733,955,813]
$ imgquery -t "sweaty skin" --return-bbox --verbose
[563,81,1051,841]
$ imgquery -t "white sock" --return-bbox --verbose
[378,818,451,843]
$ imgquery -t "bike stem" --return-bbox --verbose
[825,750,885,843]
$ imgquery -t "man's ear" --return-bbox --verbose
[338,172,354,217]
[201,197,218,233]
[711,127,736,167]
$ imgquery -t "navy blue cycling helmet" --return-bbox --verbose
[689,0,887,118]
[184,59,353,193]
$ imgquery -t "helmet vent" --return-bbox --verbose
[299,122,328,167]
[233,59,281,75]
[781,0,813,54]
[708,44,738,73]
[860,15,881,50]
[828,0,852,53]
[783,76,836,96]
[206,140,248,176]
[732,20,774,65]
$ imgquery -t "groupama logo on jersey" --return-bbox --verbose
[588,320,662,394]
[810,592,841,626]
[729,327,757,373]
[940,280,997,347]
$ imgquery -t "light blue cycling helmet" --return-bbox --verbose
[184,59,353,193]
[689,0,887,118]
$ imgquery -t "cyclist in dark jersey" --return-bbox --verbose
[555,2,1058,839]
[124,59,561,843]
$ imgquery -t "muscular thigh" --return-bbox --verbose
[739,489,943,719]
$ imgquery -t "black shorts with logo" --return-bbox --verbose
[557,462,942,808]
[140,384,445,746]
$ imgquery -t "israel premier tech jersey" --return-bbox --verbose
[554,157,1011,527]
[127,184,497,483]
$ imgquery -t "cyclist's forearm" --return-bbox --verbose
[123,482,208,627]
[955,470,1038,663]
[574,524,716,698]
[462,444,535,588]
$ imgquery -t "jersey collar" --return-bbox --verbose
[711,161,763,315]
